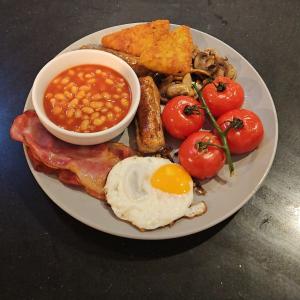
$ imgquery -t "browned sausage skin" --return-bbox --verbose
[135,76,165,154]
[80,44,151,77]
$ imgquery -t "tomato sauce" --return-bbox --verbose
[43,64,131,133]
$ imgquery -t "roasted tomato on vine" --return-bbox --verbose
[162,96,205,139]
[179,131,225,180]
[202,76,244,117]
[217,109,264,154]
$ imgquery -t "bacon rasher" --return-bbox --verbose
[10,111,134,200]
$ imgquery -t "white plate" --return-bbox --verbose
[23,23,278,240]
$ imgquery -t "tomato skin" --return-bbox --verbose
[179,131,225,180]
[217,109,264,154]
[162,96,205,139]
[202,76,244,117]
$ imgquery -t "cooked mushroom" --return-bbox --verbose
[192,48,237,80]
[182,73,193,86]
[226,63,237,80]
[156,47,237,103]
[215,67,225,77]
[158,75,174,100]
[166,83,192,98]
[192,44,201,59]
[193,50,215,69]
[157,73,194,101]
[165,73,194,98]
[190,68,211,77]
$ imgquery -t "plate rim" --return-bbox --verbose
[23,23,278,240]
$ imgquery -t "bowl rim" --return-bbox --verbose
[32,49,141,137]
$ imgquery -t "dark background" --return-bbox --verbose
[1,0,300,299]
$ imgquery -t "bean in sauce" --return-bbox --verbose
[44,64,131,133]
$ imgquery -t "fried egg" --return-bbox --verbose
[104,156,207,230]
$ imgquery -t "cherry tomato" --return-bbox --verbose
[179,131,225,180]
[217,109,264,154]
[202,76,244,117]
[162,96,205,139]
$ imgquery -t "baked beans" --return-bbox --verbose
[44,64,131,133]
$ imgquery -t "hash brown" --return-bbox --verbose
[101,20,170,56]
[139,25,193,75]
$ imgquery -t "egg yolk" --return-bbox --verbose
[150,164,192,194]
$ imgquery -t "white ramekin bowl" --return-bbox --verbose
[32,49,140,145]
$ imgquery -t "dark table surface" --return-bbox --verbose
[1,0,300,299]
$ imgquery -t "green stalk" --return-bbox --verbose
[195,141,226,151]
[192,83,234,175]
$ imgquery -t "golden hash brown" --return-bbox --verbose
[139,25,193,75]
[101,20,170,56]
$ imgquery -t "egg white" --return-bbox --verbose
[104,156,198,230]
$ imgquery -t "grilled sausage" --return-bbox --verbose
[135,76,165,154]
[80,44,151,77]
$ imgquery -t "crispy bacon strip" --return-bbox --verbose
[10,111,134,199]
[26,147,80,186]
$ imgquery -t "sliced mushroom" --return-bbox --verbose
[190,68,211,77]
[156,46,237,103]
[159,75,174,97]
[182,73,193,86]
[165,73,194,98]
[193,52,208,69]
[192,47,237,80]
[225,63,237,80]
[207,64,217,73]
[215,67,225,77]
[192,44,201,59]
[166,83,194,98]
[183,73,195,96]
[215,55,227,65]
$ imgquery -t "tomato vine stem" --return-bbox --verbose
[183,105,202,115]
[195,141,226,151]
[223,118,244,136]
[192,82,234,175]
